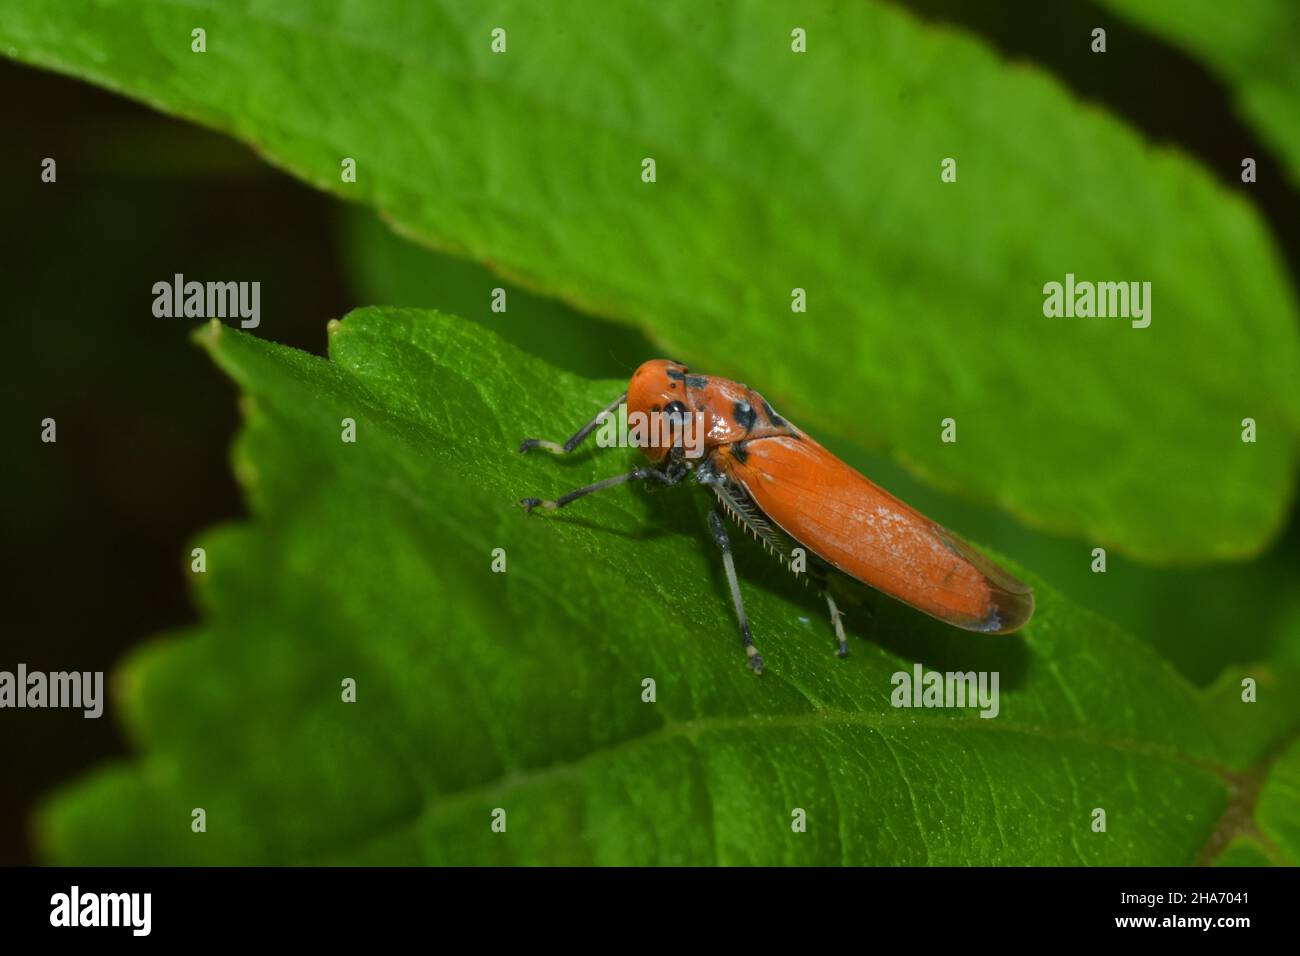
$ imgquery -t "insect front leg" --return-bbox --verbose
[707,505,764,675]
[520,458,686,514]
[519,392,627,456]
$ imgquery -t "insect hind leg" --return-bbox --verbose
[808,563,849,658]
[825,591,849,658]
[707,506,764,675]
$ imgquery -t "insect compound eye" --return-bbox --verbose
[662,400,690,425]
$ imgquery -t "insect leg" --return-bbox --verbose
[809,563,849,658]
[519,392,627,456]
[825,591,849,658]
[708,506,764,675]
[520,460,684,514]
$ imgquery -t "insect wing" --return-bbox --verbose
[718,435,1033,633]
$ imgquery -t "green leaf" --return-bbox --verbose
[1212,837,1274,867]
[39,308,1300,865]
[342,208,1300,687]
[3,0,1298,563]
[1257,736,1300,862]
[1098,0,1300,184]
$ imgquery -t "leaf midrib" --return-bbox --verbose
[318,703,1240,864]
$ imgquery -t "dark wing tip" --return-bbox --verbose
[978,584,1035,634]
[935,527,1035,634]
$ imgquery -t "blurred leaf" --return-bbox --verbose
[1212,838,1274,867]
[1098,0,1300,184]
[4,0,1299,563]
[1257,736,1300,862]
[40,309,1300,864]
[338,207,655,379]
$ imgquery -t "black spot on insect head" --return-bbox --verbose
[685,375,709,389]
[733,400,757,430]
[762,400,786,427]
[665,367,686,382]
[732,441,749,464]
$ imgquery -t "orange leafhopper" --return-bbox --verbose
[520,360,1033,674]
